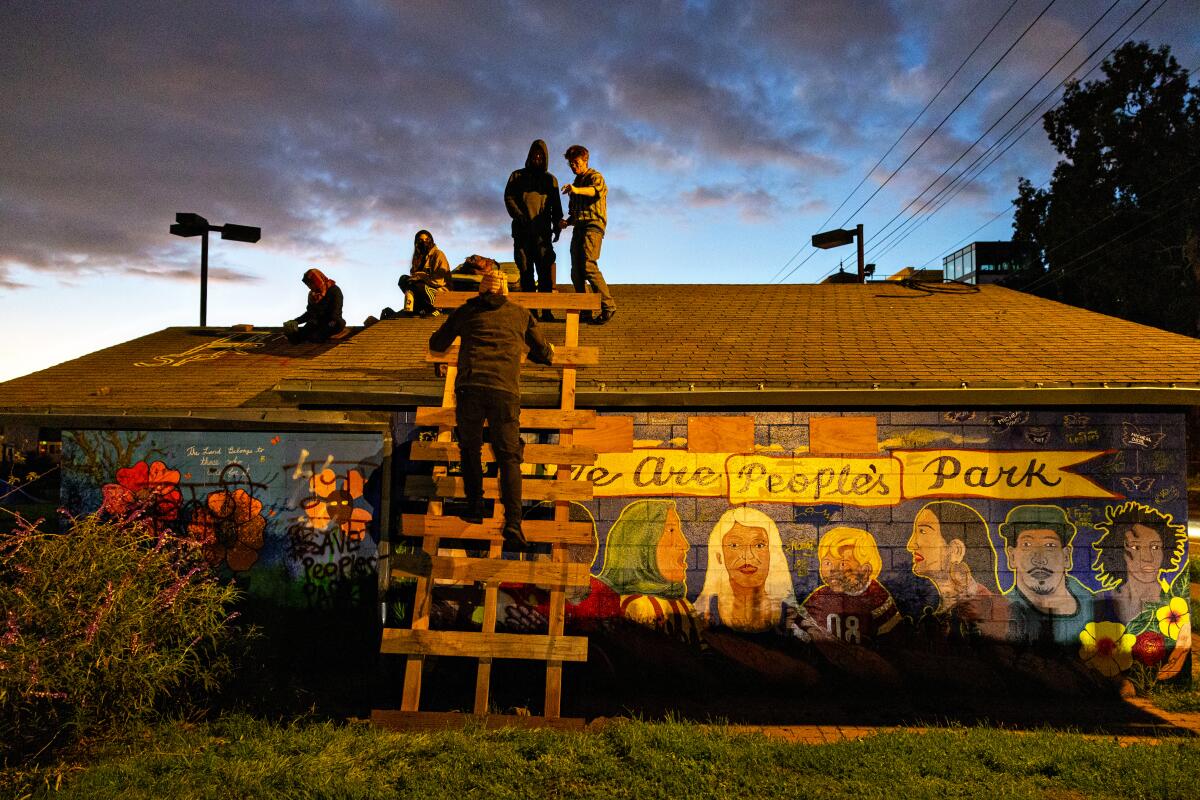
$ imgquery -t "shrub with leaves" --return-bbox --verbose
[0,514,242,758]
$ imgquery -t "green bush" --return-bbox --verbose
[0,515,242,758]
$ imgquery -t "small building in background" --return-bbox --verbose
[943,241,1031,284]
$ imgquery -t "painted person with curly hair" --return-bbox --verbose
[1092,501,1187,623]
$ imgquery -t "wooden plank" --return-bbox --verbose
[399,514,594,546]
[391,553,589,588]
[409,440,596,466]
[474,535,503,716]
[434,292,601,311]
[403,475,593,502]
[572,415,634,453]
[414,407,597,429]
[380,629,589,661]
[428,344,598,367]
[809,416,879,455]
[370,710,586,731]
[688,416,755,453]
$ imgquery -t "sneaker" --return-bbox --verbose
[594,308,616,325]
[430,309,441,317]
[502,520,528,548]
[454,498,485,525]
[363,315,379,327]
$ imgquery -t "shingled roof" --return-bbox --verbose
[3,284,1200,426]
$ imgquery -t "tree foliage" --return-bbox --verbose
[1009,42,1200,335]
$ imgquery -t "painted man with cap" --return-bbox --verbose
[998,504,1094,646]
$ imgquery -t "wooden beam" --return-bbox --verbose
[404,475,593,502]
[391,552,589,588]
[414,407,597,429]
[399,514,594,546]
[427,345,598,367]
[409,440,596,466]
[380,629,588,661]
[370,710,586,731]
[434,292,601,311]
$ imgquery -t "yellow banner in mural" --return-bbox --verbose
[574,448,1116,505]
[726,455,899,506]
[892,448,1119,501]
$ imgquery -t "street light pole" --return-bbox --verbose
[856,223,864,283]
[170,213,260,326]
[812,224,868,283]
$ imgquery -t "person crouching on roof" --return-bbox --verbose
[399,229,452,317]
[429,264,554,547]
[284,268,345,343]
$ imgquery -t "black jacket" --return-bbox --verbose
[504,139,563,238]
[296,284,344,328]
[429,294,553,396]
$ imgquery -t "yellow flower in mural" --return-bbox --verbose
[304,468,373,542]
[1078,621,1135,677]
[1157,596,1189,640]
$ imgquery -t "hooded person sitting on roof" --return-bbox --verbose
[284,268,345,343]
[399,229,452,318]
[428,262,553,547]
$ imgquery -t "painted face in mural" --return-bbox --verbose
[720,522,770,591]
[821,544,872,596]
[655,507,689,584]
[1123,523,1164,585]
[1011,528,1068,598]
[907,509,951,580]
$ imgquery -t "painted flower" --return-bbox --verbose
[1156,596,1189,640]
[1132,630,1168,667]
[101,460,182,521]
[303,468,372,542]
[188,488,266,572]
[1078,621,1135,677]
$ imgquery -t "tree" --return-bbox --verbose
[1008,42,1200,336]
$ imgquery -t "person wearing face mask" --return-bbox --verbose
[505,139,563,321]
[399,229,452,317]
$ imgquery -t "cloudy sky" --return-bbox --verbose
[1,0,1197,381]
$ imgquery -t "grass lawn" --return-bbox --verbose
[5,715,1198,800]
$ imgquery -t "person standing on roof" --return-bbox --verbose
[429,265,554,546]
[560,145,615,324]
[399,229,452,317]
[284,268,345,342]
[505,139,563,321]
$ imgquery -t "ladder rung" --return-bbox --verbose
[433,292,601,311]
[414,407,597,429]
[380,629,589,661]
[427,345,598,367]
[400,514,594,545]
[404,475,593,502]
[410,440,595,466]
[391,552,589,588]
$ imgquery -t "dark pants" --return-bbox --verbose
[570,224,614,312]
[514,232,556,293]
[398,275,441,314]
[456,388,523,524]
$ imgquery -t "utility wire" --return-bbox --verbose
[867,0,1166,265]
[778,0,1060,284]
[766,0,1022,282]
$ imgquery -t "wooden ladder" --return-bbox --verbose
[372,290,601,730]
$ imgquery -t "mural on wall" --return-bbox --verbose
[62,430,384,608]
[407,410,1190,690]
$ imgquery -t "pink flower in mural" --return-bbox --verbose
[101,460,182,522]
[304,468,372,542]
[188,488,266,572]
[1132,630,1168,667]
[1156,597,1189,640]
[1077,621,1134,678]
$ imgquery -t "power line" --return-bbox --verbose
[777,0,1061,284]
[765,0,1022,282]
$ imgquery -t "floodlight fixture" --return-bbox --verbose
[811,223,866,283]
[169,212,261,325]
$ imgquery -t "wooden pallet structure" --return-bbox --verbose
[372,290,602,730]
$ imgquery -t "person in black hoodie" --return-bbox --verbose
[429,266,554,546]
[504,139,563,320]
[285,268,345,342]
